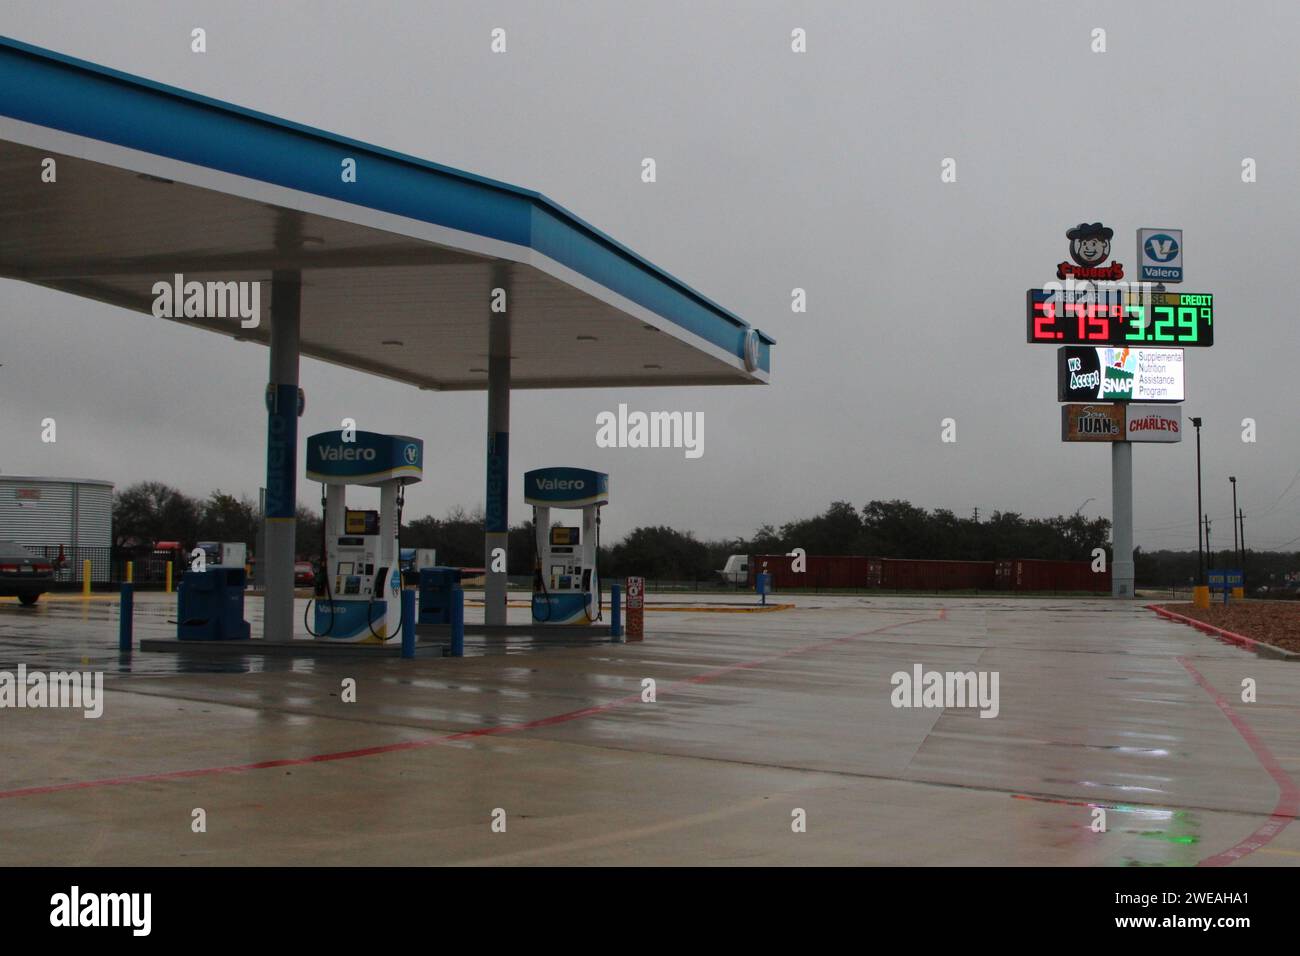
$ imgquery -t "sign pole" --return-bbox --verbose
[1111,441,1134,597]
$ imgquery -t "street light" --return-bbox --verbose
[1191,417,1204,586]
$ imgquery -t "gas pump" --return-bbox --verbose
[304,430,423,643]
[524,467,609,624]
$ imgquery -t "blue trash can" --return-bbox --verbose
[417,566,463,625]
[177,567,251,640]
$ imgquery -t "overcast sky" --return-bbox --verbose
[3,0,1299,552]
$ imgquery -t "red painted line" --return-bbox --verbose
[1176,656,1300,866]
[1146,604,1262,652]
[1012,793,1100,810]
[0,613,942,801]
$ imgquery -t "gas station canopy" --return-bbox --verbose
[0,35,773,390]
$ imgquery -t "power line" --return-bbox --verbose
[1250,462,1300,519]
[1135,473,1300,534]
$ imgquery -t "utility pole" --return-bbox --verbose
[1229,476,1238,561]
[972,507,979,523]
[1239,510,1246,573]
[1191,417,1204,588]
[1205,517,1212,567]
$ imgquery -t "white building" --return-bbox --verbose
[0,476,113,580]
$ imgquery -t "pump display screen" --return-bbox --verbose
[1027,289,1213,346]
[337,562,354,575]
[346,510,380,535]
[550,526,579,547]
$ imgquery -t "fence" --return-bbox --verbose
[27,545,178,589]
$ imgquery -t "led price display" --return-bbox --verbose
[1026,289,1213,346]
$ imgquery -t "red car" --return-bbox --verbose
[0,540,54,606]
[294,561,316,588]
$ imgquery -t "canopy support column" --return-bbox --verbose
[263,271,301,638]
[484,304,511,627]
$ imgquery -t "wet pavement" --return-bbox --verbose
[0,592,1296,865]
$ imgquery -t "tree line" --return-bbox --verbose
[112,483,1297,587]
[600,500,1113,581]
[112,485,1110,577]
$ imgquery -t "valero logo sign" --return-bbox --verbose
[1137,227,1183,283]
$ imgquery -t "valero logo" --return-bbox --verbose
[1144,233,1179,262]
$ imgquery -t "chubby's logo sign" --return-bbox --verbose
[1057,222,1124,281]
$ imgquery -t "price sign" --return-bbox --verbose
[1027,289,1213,346]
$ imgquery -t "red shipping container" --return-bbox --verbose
[747,555,1106,592]
[749,554,870,589]
[876,558,996,591]
[1002,558,1110,593]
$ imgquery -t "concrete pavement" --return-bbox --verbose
[0,593,1296,865]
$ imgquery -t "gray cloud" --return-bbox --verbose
[2,0,1297,550]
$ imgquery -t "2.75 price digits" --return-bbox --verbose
[1033,300,1119,341]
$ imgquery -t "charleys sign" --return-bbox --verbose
[1125,404,1182,443]
[523,467,610,508]
[305,431,423,485]
[1061,404,1125,442]
[1057,347,1184,403]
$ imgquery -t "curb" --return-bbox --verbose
[1146,604,1300,660]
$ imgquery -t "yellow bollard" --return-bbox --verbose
[165,562,173,594]
[126,560,134,584]
[82,559,92,596]
[1192,585,1210,608]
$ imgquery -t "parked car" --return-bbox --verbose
[294,561,316,588]
[0,540,54,606]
